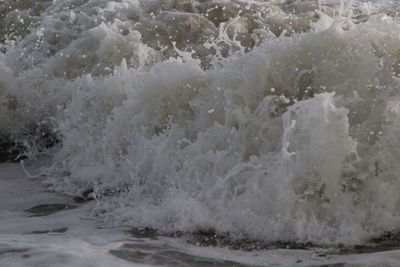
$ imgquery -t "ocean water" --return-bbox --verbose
[2,0,400,265]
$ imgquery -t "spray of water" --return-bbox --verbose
[1,0,400,245]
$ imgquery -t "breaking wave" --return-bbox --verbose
[2,0,400,245]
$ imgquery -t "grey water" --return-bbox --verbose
[2,0,400,266]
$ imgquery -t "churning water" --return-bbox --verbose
[2,0,400,253]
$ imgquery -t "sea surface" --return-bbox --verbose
[2,0,400,266]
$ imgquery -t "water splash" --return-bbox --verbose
[2,0,400,245]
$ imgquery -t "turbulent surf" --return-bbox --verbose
[1,0,400,246]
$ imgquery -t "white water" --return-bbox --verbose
[2,0,400,248]
[3,161,400,267]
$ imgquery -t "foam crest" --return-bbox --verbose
[2,0,400,245]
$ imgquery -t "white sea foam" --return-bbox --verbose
[2,0,400,245]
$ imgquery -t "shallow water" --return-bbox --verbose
[3,162,400,267]
[2,0,400,264]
